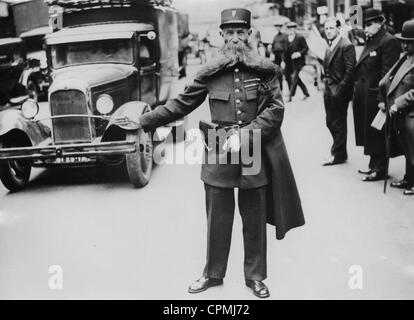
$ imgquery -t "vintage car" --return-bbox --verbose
[0,37,48,106]
[0,0,184,192]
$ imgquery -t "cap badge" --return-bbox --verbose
[232,10,237,18]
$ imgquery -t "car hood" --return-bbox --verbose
[49,64,136,94]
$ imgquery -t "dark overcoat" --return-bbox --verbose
[379,54,414,164]
[285,34,308,71]
[139,52,305,240]
[352,26,401,155]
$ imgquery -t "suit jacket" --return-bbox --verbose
[379,54,414,163]
[285,34,308,70]
[323,36,356,101]
[139,52,305,240]
[272,32,288,53]
[352,26,401,154]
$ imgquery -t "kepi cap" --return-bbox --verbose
[220,8,251,29]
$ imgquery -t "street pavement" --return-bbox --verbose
[1,61,414,300]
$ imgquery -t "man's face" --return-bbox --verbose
[364,21,382,38]
[401,41,414,55]
[221,26,251,45]
[324,20,339,41]
[287,27,296,36]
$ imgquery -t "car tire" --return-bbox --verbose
[26,79,39,102]
[125,129,153,188]
[0,141,31,192]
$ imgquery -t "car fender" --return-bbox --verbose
[19,68,40,87]
[107,101,150,131]
[0,109,50,146]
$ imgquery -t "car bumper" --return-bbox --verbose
[0,140,136,161]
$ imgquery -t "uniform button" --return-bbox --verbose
[237,110,242,114]
[238,120,243,125]
[235,68,239,73]
[235,78,240,83]
[235,89,240,93]
[236,99,241,104]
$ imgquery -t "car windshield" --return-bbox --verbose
[50,38,134,68]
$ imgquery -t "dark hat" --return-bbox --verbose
[396,19,414,41]
[286,22,298,28]
[363,8,384,24]
[220,8,251,29]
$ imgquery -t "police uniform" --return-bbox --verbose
[139,8,304,285]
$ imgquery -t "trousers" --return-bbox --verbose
[202,183,267,281]
[324,88,349,160]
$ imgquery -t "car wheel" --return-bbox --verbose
[125,129,153,188]
[0,141,31,192]
[26,79,39,102]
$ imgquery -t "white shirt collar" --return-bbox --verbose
[329,35,341,51]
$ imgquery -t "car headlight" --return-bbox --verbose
[21,99,39,119]
[96,94,114,115]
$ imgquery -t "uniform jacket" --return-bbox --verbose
[139,51,305,240]
[285,34,308,71]
[379,53,414,164]
[352,26,401,155]
[323,36,356,101]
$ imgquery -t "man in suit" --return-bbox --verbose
[137,8,305,298]
[285,22,310,102]
[352,8,401,181]
[271,22,288,91]
[379,19,414,195]
[322,17,356,166]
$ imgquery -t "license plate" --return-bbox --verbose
[55,157,91,164]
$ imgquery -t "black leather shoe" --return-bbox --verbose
[391,180,411,189]
[188,277,223,294]
[362,171,386,182]
[322,157,347,166]
[358,168,373,175]
[245,280,270,298]
[403,187,414,196]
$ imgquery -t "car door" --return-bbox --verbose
[138,37,157,107]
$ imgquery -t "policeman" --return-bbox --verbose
[352,8,401,181]
[137,8,305,298]
[379,19,414,196]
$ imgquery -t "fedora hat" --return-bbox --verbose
[220,8,251,29]
[396,19,414,41]
[363,8,384,24]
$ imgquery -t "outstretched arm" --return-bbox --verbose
[139,77,208,132]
